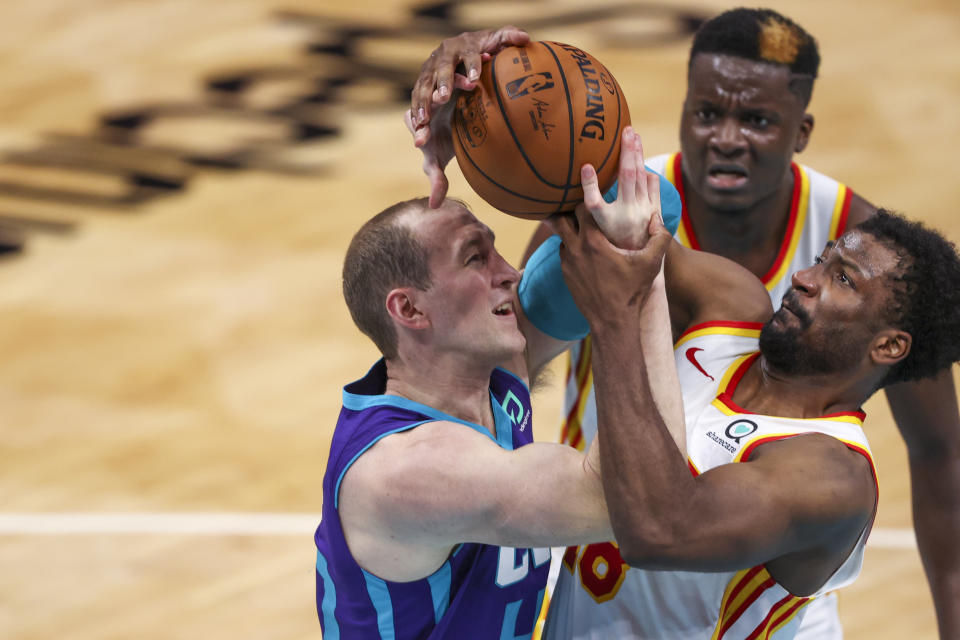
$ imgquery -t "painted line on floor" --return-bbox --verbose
[0,513,918,549]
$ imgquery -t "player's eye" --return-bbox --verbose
[745,114,769,129]
[813,255,824,265]
[695,108,718,122]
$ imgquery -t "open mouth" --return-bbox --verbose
[493,301,514,317]
[706,165,748,190]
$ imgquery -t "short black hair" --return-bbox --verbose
[857,210,960,385]
[689,7,820,105]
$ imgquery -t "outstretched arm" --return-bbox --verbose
[512,128,686,449]
[570,127,685,450]
[886,371,960,639]
[849,194,960,638]
[339,419,611,582]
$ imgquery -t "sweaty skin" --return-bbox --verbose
[408,27,960,638]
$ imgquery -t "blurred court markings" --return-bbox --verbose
[0,512,917,550]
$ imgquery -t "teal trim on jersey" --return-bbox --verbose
[491,393,516,451]
[333,420,431,509]
[316,551,340,639]
[427,560,452,624]
[337,364,526,503]
[333,386,524,508]
[494,366,529,391]
[363,569,396,639]
[499,587,544,640]
[343,385,495,441]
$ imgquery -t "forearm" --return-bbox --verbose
[886,372,960,638]
[590,316,692,561]
[909,455,960,639]
[491,442,613,548]
[639,269,685,452]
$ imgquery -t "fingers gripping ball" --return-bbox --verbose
[452,42,630,219]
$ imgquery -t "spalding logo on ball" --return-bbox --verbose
[453,41,630,220]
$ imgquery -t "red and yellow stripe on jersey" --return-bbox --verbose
[711,565,810,640]
[559,153,857,453]
[560,335,592,451]
[675,320,763,350]
[543,323,877,640]
[664,152,854,305]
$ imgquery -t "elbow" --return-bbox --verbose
[612,519,686,568]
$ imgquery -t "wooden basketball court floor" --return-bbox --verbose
[0,0,957,637]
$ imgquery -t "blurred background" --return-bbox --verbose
[1,0,957,638]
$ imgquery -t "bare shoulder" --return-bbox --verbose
[665,240,773,333]
[749,432,876,518]
[341,420,495,506]
[337,420,503,579]
[846,191,879,227]
[340,419,516,529]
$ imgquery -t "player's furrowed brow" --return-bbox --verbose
[837,255,866,278]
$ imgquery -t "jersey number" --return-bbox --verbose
[497,547,549,640]
[563,542,629,603]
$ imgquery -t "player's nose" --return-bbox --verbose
[791,265,820,296]
[710,117,747,156]
[493,254,520,288]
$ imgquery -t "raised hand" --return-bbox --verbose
[409,26,529,132]
[406,26,529,207]
[552,127,673,331]
[580,126,663,251]
[404,105,456,208]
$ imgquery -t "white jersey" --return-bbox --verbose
[543,325,877,640]
[552,154,857,640]
[560,153,855,451]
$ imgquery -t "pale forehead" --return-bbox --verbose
[404,200,491,246]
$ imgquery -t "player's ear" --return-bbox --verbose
[870,329,911,367]
[385,288,430,330]
[794,113,814,153]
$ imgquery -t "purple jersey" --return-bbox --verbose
[315,360,549,639]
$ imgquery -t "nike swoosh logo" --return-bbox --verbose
[685,347,714,381]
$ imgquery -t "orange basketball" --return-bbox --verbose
[452,41,631,219]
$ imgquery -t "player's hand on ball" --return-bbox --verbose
[407,26,529,208]
[581,127,662,251]
[404,105,455,208]
[410,26,530,134]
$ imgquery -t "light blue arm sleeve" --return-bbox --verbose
[518,167,681,341]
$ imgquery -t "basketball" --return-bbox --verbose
[452,41,631,219]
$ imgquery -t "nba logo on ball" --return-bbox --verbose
[504,73,555,99]
[453,41,631,219]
